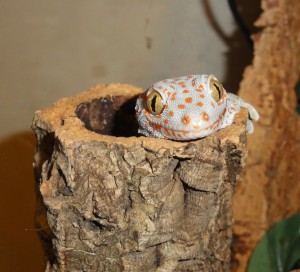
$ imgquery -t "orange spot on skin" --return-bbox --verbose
[192,80,196,87]
[178,82,187,88]
[199,94,205,98]
[185,97,193,103]
[170,85,175,90]
[169,111,174,117]
[167,91,171,97]
[170,93,176,101]
[196,85,204,92]
[164,119,169,125]
[177,104,186,109]
[164,104,169,110]
[197,101,203,107]
[201,112,209,122]
[193,125,201,129]
[183,89,189,94]
[181,115,191,125]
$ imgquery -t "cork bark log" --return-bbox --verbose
[232,0,300,271]
[32,83,249,271]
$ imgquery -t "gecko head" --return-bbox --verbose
[135,74,232,140]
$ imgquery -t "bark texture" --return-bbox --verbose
[232,0,300,271]
[32,83,249,271]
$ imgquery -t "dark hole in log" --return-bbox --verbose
[76,95,139,137]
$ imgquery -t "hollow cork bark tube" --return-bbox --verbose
[32,83,248,272]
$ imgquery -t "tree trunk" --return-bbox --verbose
[232,0,300,271]
[32,83,249,271]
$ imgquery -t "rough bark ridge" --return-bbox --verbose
[232,0,300,270]
[32,83,248,271]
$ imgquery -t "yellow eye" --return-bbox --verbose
[210,78,224,102]
[146,91,164,115]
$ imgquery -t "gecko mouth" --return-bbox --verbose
[147,107,227,138]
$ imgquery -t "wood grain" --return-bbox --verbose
[32,83,249,271]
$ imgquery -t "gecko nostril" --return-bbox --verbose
[181,115,192,125]
[201,112,210,122]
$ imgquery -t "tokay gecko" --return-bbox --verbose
[135,74,259,140]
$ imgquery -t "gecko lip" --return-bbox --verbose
[147,107,227,138]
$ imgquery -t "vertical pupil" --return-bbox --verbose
[214,84,222,99]
[151,95,157,112]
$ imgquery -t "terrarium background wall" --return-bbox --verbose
[0,0,259,140]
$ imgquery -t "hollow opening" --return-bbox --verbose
[76,95,139,137]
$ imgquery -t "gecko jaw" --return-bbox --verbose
[145,107,227,140]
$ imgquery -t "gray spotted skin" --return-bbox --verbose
[135,74,259,140]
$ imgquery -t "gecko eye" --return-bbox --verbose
[146,91,164,115]
[210,78,224,102]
